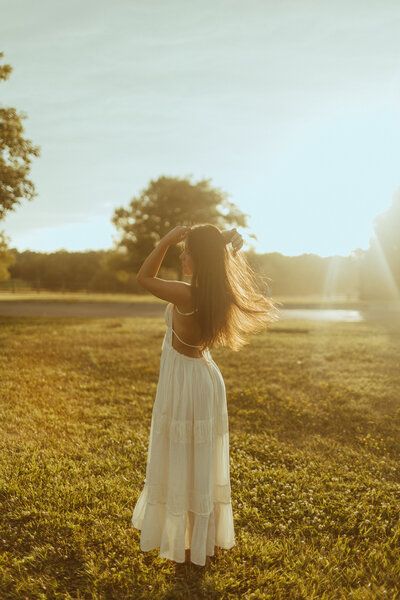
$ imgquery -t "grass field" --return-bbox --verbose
[0,312,399,599]
[0,290,366,310]
[0,292,163,304]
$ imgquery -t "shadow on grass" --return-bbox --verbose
[159,550,223,599]
[0,511,91,598]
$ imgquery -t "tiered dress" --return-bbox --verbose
[131,302,235,566]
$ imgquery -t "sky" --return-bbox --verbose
[1,0,400,257]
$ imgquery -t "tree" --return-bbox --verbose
[0,51,40,220]
[360,191,400,301]
[112,175,250,279]
[374,190,400,284]
[0,231,15,282]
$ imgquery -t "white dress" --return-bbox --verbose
[131,302,235,566]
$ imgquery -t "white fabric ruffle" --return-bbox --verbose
[132,486,235,565]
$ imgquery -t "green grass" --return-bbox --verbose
[0,313,399,599]
[0,291,163,303]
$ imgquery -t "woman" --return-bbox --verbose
[131,223,278,566]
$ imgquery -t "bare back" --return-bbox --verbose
[171,299,203,358]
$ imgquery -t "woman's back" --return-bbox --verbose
[171,302,203,358]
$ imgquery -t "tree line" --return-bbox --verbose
[0,245,381,301]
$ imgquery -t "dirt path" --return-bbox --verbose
[0,301,165,318]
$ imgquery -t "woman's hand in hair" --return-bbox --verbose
[222,228,244,255]
[162,226,190,246]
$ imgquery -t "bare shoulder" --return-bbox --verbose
[136,276,193,307]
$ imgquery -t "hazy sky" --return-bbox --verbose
[1,0,399,256]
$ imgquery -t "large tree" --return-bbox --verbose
[360,191,400,301]
[112,175,250,279]
[0,51,40,220]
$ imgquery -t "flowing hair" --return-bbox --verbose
[184,223,280,352]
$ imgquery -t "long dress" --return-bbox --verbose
[131,302,235,566]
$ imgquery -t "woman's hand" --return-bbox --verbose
[222,228,244,255]
[162,225,190,246]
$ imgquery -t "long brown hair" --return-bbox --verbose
[185,223,280,352]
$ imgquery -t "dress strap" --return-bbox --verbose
[171,327,203,348]
[168,303,203,348]
[174,304,198,316]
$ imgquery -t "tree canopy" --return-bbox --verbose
[0,51,40,220]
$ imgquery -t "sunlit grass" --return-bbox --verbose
[0,291,163,304]
[0,289,368,309]
[0,315,399,598]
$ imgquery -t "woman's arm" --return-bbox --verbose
[136,237,170,282]
[136,226,191,305]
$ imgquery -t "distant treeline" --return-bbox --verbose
[250,251,360,299]
[0,247,369,299]
[3,249,140,294]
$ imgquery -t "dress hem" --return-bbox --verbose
[141,540,236,566]
[131,499,236,566]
